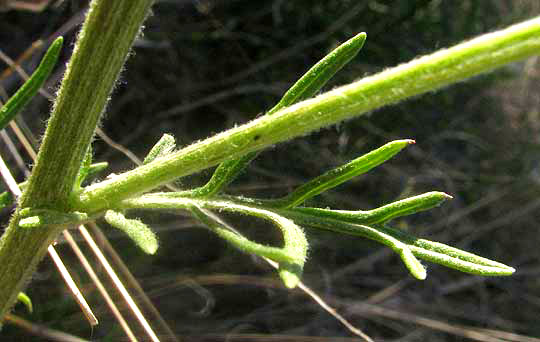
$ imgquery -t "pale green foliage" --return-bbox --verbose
[104,210,158,255]
[1,2,537,318]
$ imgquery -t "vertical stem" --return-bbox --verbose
[0,0,154,320]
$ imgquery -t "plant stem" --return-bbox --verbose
[0,0,154,321]
[76,15,540,213]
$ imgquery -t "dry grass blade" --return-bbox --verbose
[345,301,540,342]
[88,223,179,341]
[62,230,138,342]
[77,225,161,342]
[264,258,373,342]
[3,313,90,342]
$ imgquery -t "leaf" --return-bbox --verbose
[189,202,307,288]
[282,208,514,278]
[270,139,415,208]
[74,147,93,190]
[0,37,63,130]
[287,191,452,225]
[377,224,515,276]
[143,133,176,165]
[190,33,367,198]
[17,292,33,314]
[189,205,298,263]
[267,32,367,115]
[104,210,158,254]
[0,191,14,210]
[86,162,108,178]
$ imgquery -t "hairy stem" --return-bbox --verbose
[0,0,154,320]
[77,15,540,213]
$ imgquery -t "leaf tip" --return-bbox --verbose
[353,32,367,46]
[142,239,159,255]
[17,292,33,314]
[413,266,427,280]
[441,192,453,200]
[53,36,64,47]
[503,266,516,275]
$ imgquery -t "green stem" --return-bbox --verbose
[76,15,540,213]
[0,0,154,321]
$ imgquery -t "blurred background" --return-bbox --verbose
[1,0,540,341]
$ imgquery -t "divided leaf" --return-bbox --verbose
[104,210,158,254]
[286,209,514,277]
[377,224,515,276]
[119,188,513,280]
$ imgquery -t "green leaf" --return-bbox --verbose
[188,202,308,288]
[17,292,33,313]
[143,134,176,165]
[0,191,14,210]
[287,191,452,225]
[286,209,514,277]
[74,147,93,190]
[267,32,367,115]
[87,162,108,178]
[377,224,515,276]
[270,139,415,208]
[104,210,158,254]
[189,204,298,263]
[0,37,63,130]
[118,192,514,279]
[190,33,367,198]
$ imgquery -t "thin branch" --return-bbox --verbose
[77,15,540,212]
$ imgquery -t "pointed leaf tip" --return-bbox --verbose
[52,36,64,47]
[442,192,453,200]
[273,139,415,208]
[143,133,176,165]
